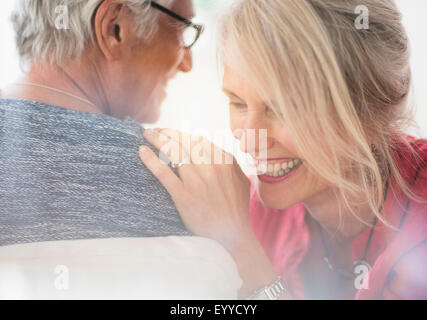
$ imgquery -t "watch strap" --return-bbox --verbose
[245,277,288,300]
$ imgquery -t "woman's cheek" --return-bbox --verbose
[229,110,244,135]
[272,124,298,155]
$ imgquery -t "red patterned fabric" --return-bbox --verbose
[250,136,427,299]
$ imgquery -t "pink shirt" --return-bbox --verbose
[250,136,427,299]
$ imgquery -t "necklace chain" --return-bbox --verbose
[315,174,391,279]
[13,82,97,109]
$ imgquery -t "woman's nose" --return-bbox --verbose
[237,130,274,155]
[178,49,193,73]
[233,115,274,155]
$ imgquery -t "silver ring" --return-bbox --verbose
[171,161,185,169]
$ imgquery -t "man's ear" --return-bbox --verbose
[94,0,133,61]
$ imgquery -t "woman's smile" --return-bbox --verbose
[255,158,303,184]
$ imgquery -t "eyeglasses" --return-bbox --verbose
[149,1,205,49]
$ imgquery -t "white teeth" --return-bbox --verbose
[258,163,267,174]
[255,158,302,177]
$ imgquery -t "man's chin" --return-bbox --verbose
[143,114,161,124]
[141,92,166,123]
[137,106,161,124]
[131,99,162,123]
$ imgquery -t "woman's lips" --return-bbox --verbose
[257,162,303,184]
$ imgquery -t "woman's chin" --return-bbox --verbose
[258,187,294,210]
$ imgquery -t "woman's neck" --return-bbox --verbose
[303,187,375,241]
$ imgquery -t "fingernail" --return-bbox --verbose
[139,146,148,154]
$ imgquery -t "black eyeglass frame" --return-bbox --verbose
[149,1,205,49]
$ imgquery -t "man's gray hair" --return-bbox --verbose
[11,0,174,65]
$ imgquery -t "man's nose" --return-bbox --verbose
[178,49,193,73]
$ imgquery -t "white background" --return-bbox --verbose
[0,0,426,137]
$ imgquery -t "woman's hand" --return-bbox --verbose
[139,128,282,298]
[139,128,252,249]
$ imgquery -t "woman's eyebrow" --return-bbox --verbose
[222,89,244,101]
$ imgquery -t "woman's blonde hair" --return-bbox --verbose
[217,0,425,229]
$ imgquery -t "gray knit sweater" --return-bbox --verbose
[0,98,191,247]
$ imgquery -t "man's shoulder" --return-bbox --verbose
[0,98,190,246]
[0,97,144,141]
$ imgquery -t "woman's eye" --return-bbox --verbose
[265,104,280,118]
[230,102,247,110]
[265,106,275,116]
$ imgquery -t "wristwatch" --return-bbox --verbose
[245,277,288,300]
